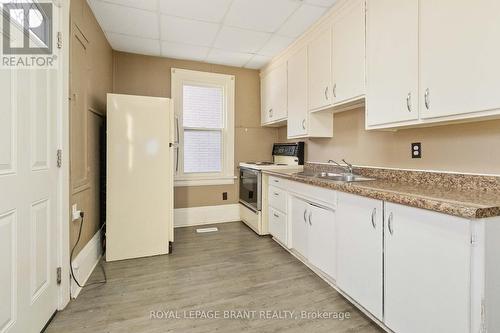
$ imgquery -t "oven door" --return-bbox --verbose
[239,167,262,212]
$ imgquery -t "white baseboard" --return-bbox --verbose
[70,229,103,298]
[174,204,241,228]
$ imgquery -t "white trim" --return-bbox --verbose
[70,230,103,299]
[171,68,235,187]
[57,0,71,310]
[174,204,240,228]
[174,176,236,187]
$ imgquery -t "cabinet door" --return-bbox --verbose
[261,63,287,124]
[307,204,336,279]
[419,0,500,119]
[287,47,308,138]
[384,203,471,333]
[365,0,419,126]
[336,192,383,320]
[290,196,309,258]
[332,0,365,105]
[269,207,287,246]
[261,73,272,124]
[308,28,332,111]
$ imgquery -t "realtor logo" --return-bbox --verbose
[1,1,56,68]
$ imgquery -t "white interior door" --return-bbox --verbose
[0,66,60,333]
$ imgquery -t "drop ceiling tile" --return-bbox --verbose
[258,34,294,56]
[206,49,253,67]
[278,4,327,38]
[224,0,300,33]
[160,15,220,47]
[245,55,271,69]
[96,0,159,11]
[304,0,338,7]
[161,41,209,61]
[159,0,232,23]
[106,32,161,56]
[214,26,270,53]
[89,1,159,39]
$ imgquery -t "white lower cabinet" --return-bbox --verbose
[307,203,336,279]
[290,196,336,279]
[336,192,384,320]
[384,202,471,333]
[291,196,309,258]
[268,207,287,246]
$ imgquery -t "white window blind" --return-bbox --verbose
[171,68,235,186]
[182,85,223,173]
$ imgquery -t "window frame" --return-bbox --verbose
[171,68,235,187]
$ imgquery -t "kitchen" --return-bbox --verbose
[1,0,500,333]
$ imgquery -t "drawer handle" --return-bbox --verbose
[273,192,279,196]
[273,179,279,183]
[273,213,279,218]
[371,208,376,229]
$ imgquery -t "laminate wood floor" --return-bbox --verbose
[46,222,383,333]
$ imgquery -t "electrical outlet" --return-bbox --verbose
[72,204,81,221]
[411,142,422,158]
[222,192,228,200]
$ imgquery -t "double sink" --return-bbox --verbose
[294,171,375,183]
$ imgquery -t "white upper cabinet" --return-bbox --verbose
[365,0,419,127]
[308,27,333,112]
[332,0,366,106]
[287,47,309,137]
[419,0,500,120]
[336,192,383,320]
[384,203,471,333]
[261,62,287,125]
[287,47,334,138]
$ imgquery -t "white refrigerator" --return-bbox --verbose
[106,93,175,261]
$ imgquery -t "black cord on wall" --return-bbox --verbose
[70,211,107,295]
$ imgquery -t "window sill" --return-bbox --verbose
[174,176,236,187]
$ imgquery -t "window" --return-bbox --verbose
[171,68,235,186]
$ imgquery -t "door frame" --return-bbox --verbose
[55,0,71,310]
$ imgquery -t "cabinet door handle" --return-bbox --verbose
[388,212,394,236]
[371,208,376,229]
[333,83,337,98]
[308,211,312,225]
[325,86,329,100]
[303,209,308,223]
[302,119,306,130]
[406,92,412,112]
[424,88,430,110]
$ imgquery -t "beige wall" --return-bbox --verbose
[70,0,113,255]
[279,107,500,175]
[112,52,278,208]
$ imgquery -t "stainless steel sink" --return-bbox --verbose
[294,171,375,182]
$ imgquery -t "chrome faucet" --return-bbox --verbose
[328,159,354,174]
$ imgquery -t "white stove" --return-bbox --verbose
[239,142,304,235]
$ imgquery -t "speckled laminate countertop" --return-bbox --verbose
[263,163,500,219]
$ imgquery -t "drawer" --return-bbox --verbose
[268,185,287,212]
[268,176,289,189]
[269,207,287,245]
